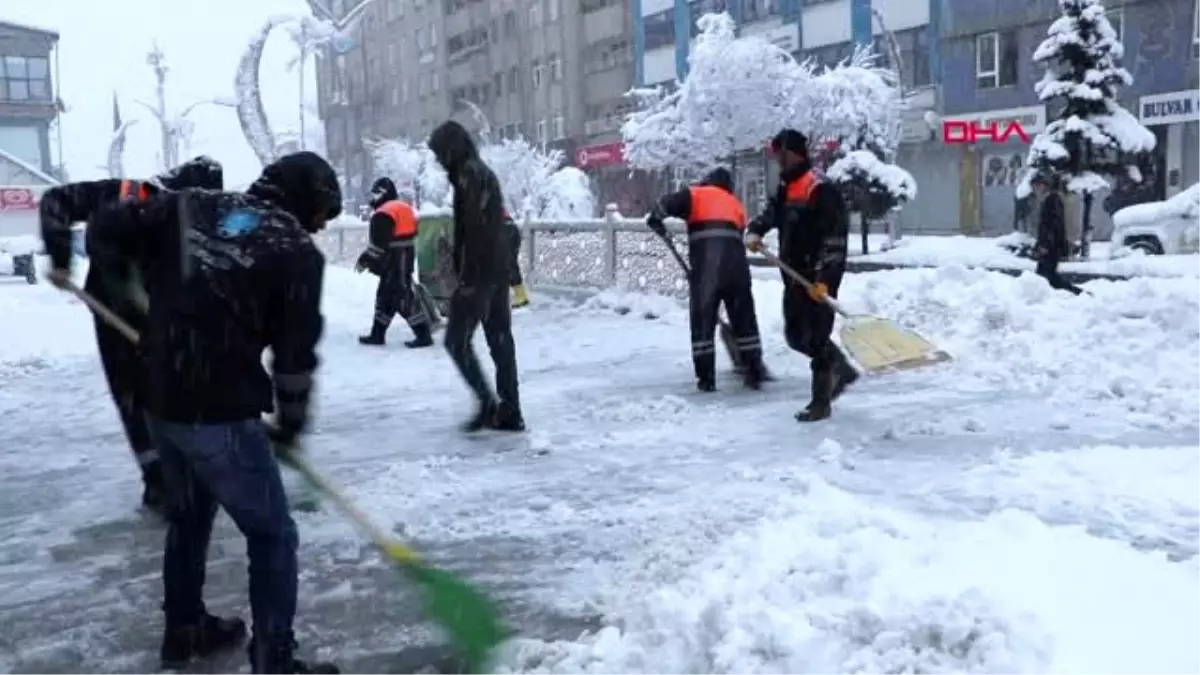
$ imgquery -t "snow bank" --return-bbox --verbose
[838,266,1199,430]
[499,477,1199,674]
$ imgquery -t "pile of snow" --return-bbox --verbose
[499,477,1198,673]
[839,266,1200,430]
[1112,183,1200,229]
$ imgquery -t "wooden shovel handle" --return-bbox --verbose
[757,248,849,317]
[64,280,142,344]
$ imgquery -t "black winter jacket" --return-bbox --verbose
[748,163,849,290]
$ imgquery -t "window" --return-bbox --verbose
[531,60,543,88]
[505,11,518,34]
[402,79,410,101]
[643,10,675,50]
[390,86,401,105]
[418,73,429,95]
[417,26,427,50]
[1106,9,1123,47]
[1193,4,1199,58]
[431,71,440,92]
[549,54,563,81]
[548,0,559,22]
[430,24,438,47]
[529,1,542,27]
[493,72,503,97]
[508,66,520,90]
[975,31,1017,89]
[552,115,565,140]
[911,28,930,87]
[743,0,779,22]
[582,0,618,11]
[1,56,51,102]
[536,119,547,143]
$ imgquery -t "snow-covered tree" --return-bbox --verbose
[812,48,916,252]
[368,135,595,218]
[1017,0,1156,259]
[623,12,807,172]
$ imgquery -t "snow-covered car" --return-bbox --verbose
[1110,183,1200,256]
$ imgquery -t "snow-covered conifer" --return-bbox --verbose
[1018,0,1155,258]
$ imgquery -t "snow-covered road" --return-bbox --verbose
[1,263,1197,673]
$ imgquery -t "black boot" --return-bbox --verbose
[696,376,716,392]
[741,359,769,390]
[161,614,247,669]
[830,350,860,402]
[461,398,497,433]
[249,636,339,674]
[358,322,387,346]
[404,323,434,349]
[795,360,835,423]
[491,400,526,431]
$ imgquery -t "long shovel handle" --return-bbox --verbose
[64,280,142,344]
[283,451,420,566]
[757,248,849,317]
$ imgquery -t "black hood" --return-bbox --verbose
[427,120,478,175]
[700,167,734,193]
[157,155,224,190]
[369,176,398,208]
[247,151,343,231]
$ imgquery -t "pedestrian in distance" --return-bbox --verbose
[86,151,343,674]
[39,156,224,515]
[355,176,436,348]
[1030,172,1084,296]
[646,166,769,392]
[427,120,526,433]
[746,129,859,422]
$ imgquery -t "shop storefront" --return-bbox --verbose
[574,141,657,216]
[1138,89,1200,199]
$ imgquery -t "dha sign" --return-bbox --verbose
[942,120,1031,144]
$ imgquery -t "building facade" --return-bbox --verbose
[940,0,1199,238]
[627,0,943,228]
[0,21,60,179]
[315,0,638,211]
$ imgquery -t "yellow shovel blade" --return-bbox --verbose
[838,315,952,373]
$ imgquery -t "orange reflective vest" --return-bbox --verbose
[375,199,418,241]
[119,179,150,202]
[687,185,747,230]
[783,170,820,205]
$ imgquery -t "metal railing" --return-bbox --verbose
[315,204,705,297]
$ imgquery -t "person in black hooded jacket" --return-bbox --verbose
[40,155,224,514]
[427,120,525,432]
[647,167,769,392]
[87,151,342,675]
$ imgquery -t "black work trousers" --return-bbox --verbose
[372,246,430,332]
[94,302,159,483]
[687,239,762,381]
[443,281,520,408]
[1036,259,1083,295]
[507,222,524,287]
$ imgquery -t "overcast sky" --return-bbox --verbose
[6,0,319,187]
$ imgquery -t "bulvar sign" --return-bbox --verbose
[1138,89,1200,126]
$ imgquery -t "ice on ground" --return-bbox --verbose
[1,259,1197,673]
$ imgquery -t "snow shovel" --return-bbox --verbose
[655,232,743,371]
[758,249,952,372]
[277,450,508,673]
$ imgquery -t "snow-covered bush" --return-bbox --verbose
[367,135,596,219]
[1016,0,1156,258]
[826,149,917,216]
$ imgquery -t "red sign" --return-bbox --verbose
[575,142,624,170]
[942,120,1031,144]
[0,187,38,212]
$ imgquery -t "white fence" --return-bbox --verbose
[315,204,702,298]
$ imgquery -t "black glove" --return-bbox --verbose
[646,215,666,237]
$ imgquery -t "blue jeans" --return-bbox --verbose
[146,416,298,642]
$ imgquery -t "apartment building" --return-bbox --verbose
[940,0,1199,237]
[0,20,60,179]
[315,0,637,211]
